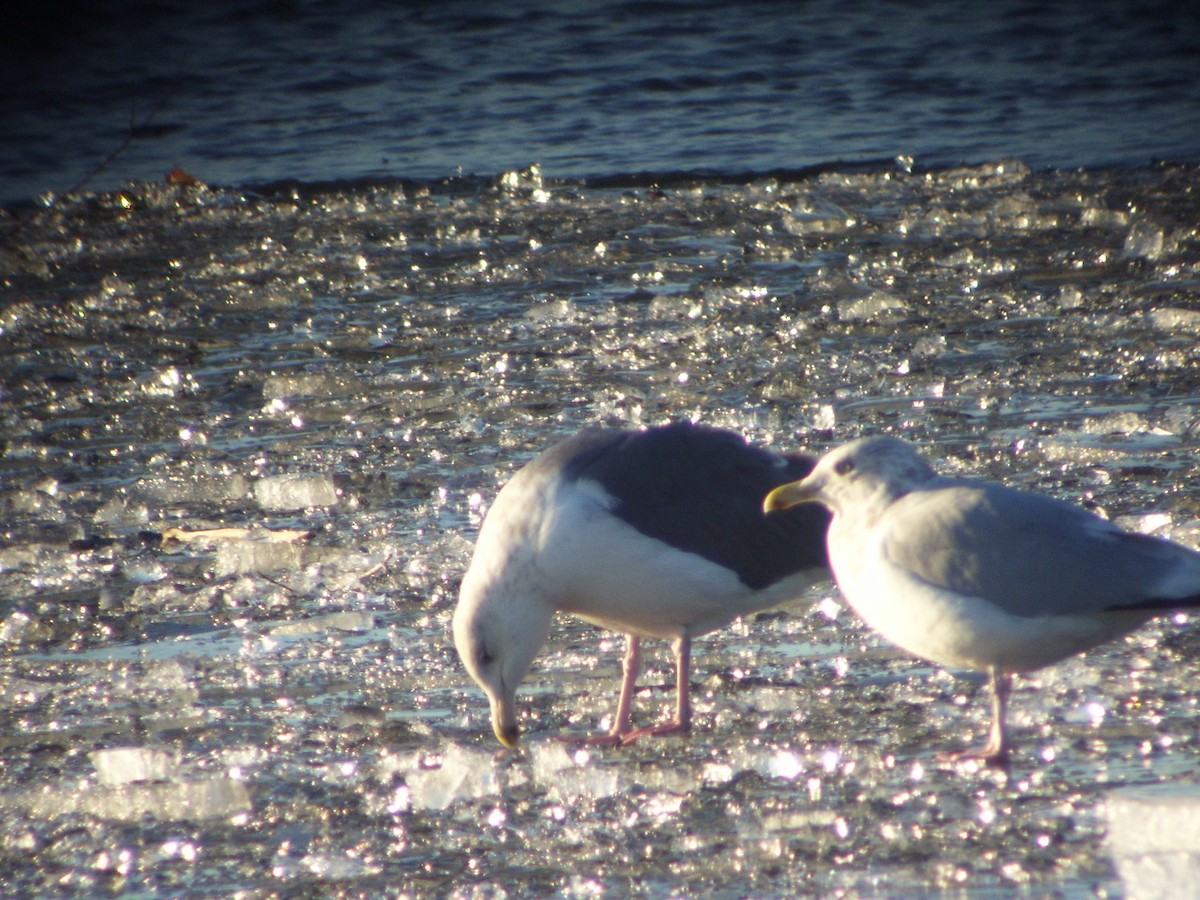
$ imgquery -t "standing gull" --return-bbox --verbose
[454,422,830,747]
[764,435,1200,765]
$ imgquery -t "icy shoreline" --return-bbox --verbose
[2,160,1199,896]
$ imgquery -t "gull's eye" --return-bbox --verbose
[472,631,495,669]
[834,457,855,476]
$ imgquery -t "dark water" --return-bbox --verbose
[3,0,1199,204]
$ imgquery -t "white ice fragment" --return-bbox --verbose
[781,197,855,236]
[91,747,178,785]
[94,498,150,525]
[1081,207,1129,229]
[88,778,251,821]
[528,740,575,782]
[526,740,625,800]
[807,406,835,433]
[1062,699,1108,726]
[0,611,36,643]
[139,366,185,398]
[1113,513,1174,536]
[1161,405,1197,435]
[214,539,378,582]
[1039,428,1180,463]
[702,762,735,784]
[647,293,702,320]
[300,852,381,880]
[912,335,947,358]
[1081,411,1149,435]
[136,473,250,504]
[253,473,338,510]
[836,290,906,322]
[14,774,251,822]
[1123,221,1165,260]
[1057,285,1084,310]
[407,744,501,811]
[1146,308,1200,334]
[123,561,168,584]
[270,610,376,638]
[1164,519,1200,551]
[767,749,804,781]
[262,373,341,399]
[1107,784,1200,900]
[524,299,576,322]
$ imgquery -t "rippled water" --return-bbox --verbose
[4,0,1199,204]
[2,160,1200,895]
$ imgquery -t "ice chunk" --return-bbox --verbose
[13,776,250,822]
[136,473,250,504]
[1147,308,1200,334]
[253,473,339,510]
[1112,512,1174,538]
[781,196,855,236]
[527,740,576,783]
[297,852,382,880]
[1039,429,1179,463]
[1080,411,1149,435]
[213,539,378,581]
[1081,207,1129,229]
[262,373,349,399]
[94,497,150,525]
[270,610,376,637]
[812,403,837,430]
[1123,221,1165,260]
[1107,784,1200,899]
[646,293,702,320]
[525,740,622,801]
[0,611,40,644]
[122,561,168,584]
[91,747,178,785]
[126,581,207,613]
[766,748,805,781]
[837,290,906,322]
[407,743,501,811]
[1057,285,1084,310]
[524,299,577,322]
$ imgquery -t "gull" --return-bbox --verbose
[454,422,830,747]
[764,435,1200,765]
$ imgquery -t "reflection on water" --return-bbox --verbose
[0,160,1199,895]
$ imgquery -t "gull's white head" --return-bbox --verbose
[763,436,937,518]
[453,544,553,749]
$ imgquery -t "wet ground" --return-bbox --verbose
[1,160,1200,896]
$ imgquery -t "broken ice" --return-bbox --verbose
[253,473,339,510]
[1108,784,1200,900]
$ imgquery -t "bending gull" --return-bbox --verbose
[764,435,1200,765]
[454,422,830,747]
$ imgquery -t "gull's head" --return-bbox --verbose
[763,436,937,518]
[453,551,553,749]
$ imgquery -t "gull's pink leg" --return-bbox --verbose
[611,635,643,737]
[565,635,643,747]
[620,635,693,744]
[942,666,1012,767]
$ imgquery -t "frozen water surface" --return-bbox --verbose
[1,161,1199,895]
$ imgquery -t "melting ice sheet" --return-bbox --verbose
[0,161,1199,895]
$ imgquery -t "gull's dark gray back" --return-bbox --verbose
[559,422,830,590]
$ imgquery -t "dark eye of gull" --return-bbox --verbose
[474,637,495,669]
[834,457,855,476]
